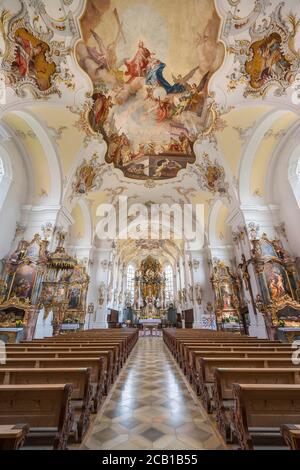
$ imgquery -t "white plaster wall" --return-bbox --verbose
[277,179,300,257]
[0,145,27,258]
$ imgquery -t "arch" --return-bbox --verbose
[12,110,63,204]
[239,109,290,205]
[0,144,12,211]
[264,121,300,256]
[288,144,300,209]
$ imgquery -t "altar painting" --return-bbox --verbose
[77,0,224,180]
[68,286,81,310]
[264,262,293,302]
[9,265,37,300]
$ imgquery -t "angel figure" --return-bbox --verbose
[183,71,210,116]
[77,8,125,82]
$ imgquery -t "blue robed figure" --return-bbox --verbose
[146,61,185,94]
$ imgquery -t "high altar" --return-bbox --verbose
[134,256,166,319]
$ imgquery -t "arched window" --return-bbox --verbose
[164,265,174,303]
[0,150,12,211]
[126,265,135,304]
[296,158,300,180]
[288,154,300,209]
[0,157,4,184]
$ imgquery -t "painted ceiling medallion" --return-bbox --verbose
[76,0,224,181]
[0,1,74,98]
[71,152,105,199]
[194,152,229,198]
[227,4,300,97]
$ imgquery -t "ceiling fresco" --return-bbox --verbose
[227,4,300,97]
[76,0,225,180]
[0,1,76,98]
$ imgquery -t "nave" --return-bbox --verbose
[82,337,224,451]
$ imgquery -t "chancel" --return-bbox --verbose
[1,0,300,454]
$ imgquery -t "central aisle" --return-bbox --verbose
[82,337,224,450]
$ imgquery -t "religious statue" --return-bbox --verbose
[145,296,156,316]
[195,283,202,305]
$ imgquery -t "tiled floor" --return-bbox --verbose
[81,337,225,450]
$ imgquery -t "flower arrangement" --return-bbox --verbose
[63,318,80,324]
[15,320,24,328]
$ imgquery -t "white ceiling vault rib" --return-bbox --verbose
[238,109,291,206]
[0,120,35,206]
[266,119,300,206]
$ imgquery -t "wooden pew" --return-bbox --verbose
[176,339,282,364]
[0,358,105,412]
[281,424,300,450]
[162,329,274,357]
[0,384,74,450]
[196,357,300,413]
[4,350,115,389]
[187,350,294,390]
[0,424,29,450]
[23,341,126,366]
[232,384,300,450]
[0,368,93,442]
[213,368,300,441]
[30,328,139,357]
[177,340,285,368]
[187,348,294,384]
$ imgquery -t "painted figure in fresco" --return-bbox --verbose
[90,23,124,75]
[125,41,152,82]
[126,163,148,177]
[74,162,97,194]
[107,132,131,167]
[12,28,56,91]
[154,159,181,178]
[145,59,185,94]
[246,33,292,90]
[85,7,126,77]
[89,92,113,132]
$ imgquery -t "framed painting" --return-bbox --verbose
[68,286,82,310]
[55,286,66,304]
[41,284,56,306]
[9,264,37,300]
[264,262,293,302]
[25,241,40,261]
[219,284,234,311]
[260,240,278,259]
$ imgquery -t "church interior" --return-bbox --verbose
[1,0,300,453]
